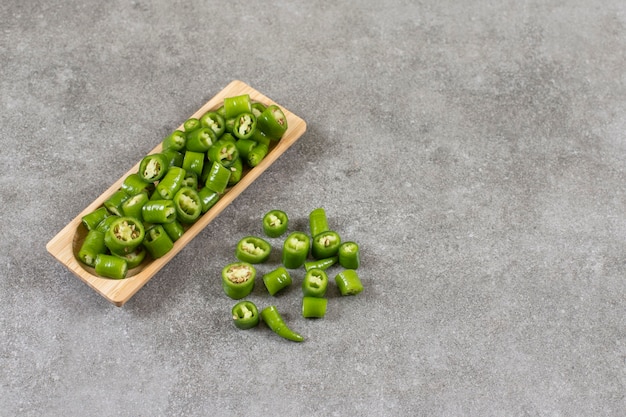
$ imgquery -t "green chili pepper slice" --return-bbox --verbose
[122,173,152,196]
[113,246,147,269]
[104,216,145,256]
[262,266,292,296]
[227,157,243,186]
[309,207,329,238]
[181,171,198,190]
[235,236,271,264]
[103,189,129,216]
[302,296,328,319]
[95,215,119,233]
[138,153,169,183]
[78,229,107,267]
[302,268,328,298]
[338,241,360,269]
[335,269,363,296]
[203,161,231,194]
[173,186,202,224]
[143,225,174,259]
[186,127,217,152]
[231,301,260,330]
[200,111,225,138]
[162,149,184,168]
[182,151,205,177]
[162,130,186,152]
[81,207,111,231]
[207,139,239,167]
[304,256,338,272]
[235,139,257,160]
[121,191,149,223]
[221,262,256,300]
[311,230,341,260]
[282,232,310,269]
[261,305,304,342]
[262,210,288,238]
[233,112,257,140]
[198,187,220,213]
[223,94,252,119]
[251,101,267,117]
[247,143,269,168]
[94,254,128,280]
[257,104,288,140]
[141,199,177,224]
[162,220,185,242]
[155,166,186,200]
[183,117,201,133]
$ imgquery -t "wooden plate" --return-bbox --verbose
[46,80,307,306]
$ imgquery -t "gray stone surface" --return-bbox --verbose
[1,0,625,416]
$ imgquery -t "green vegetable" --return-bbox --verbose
[262,266,292,296]
[235,236,271,264]
[261,305,303,342]
[335,269,363,296]
[262,210,288,238]
[338,241,360,269]
[302,268,328,298]
[143,225,174,259]
[302,296,327,318]
[222,262,256,299]
[94,253,128,279]
[282,232,310,269]
[311,230,341,259]
[103,216,145,256]
[232,301,260,330]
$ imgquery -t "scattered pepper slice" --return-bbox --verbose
[261,305,304,342]
[235,236,271,264]
[231,301,260,330]
[262,210,288,238]
[222,262,256,299]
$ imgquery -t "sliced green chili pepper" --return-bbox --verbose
[227,157,243,186]
[122,173,152,196]
[185,127,217,152]
[182,151,204,177]
[309,207,329,238]
[221,262,256,300]
[78,229,107,267]
[162,149,184,168]
[138,153,169,183]
[257,104,288,140]
[155,166,186,200]
[304,256,338,272]
[181,171,198,189]
[162,220,185,242]
[95,215,119,233]
[220,132,236,143]
[215,105,226,118]
[261,305,303,342]
[282,232,310,269]
[247,143,269,168]
[203,161,231,194]
[162,130,186,152]
[121,191,149,222]
[224,117,236,134]
[335,269,363,296]
[339,241,360,269]
[311,230,341,259]
[302,268,328,298]
[251,128,271,147]
[113,246,146,269]
[143,225,174,258]
[262,266,292,296]
[141,199,177,224]
[235,138,257,160]
[173,186,202,224]
[263,210,288,238]
[223,94,252,119]
[94,254,128,280]
[81,207,111,231]
[233,112,257,140]
[198,187,220,213]
[104,216,145,255]
[302,296,328,318]
[183,117,201,133]
[207,139,239,167]
[251,101,267,117]
[103,189,129,216]
[200,111,225,138]
[235,236,271,264]
[231,301,260,330]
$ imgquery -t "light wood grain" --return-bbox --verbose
[46,80,307,306]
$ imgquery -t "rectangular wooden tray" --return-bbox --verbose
[46,80,307,306]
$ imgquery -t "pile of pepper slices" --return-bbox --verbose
[77,94,289,279]
[224,207,363,342]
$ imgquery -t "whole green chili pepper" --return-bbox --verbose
[138,153,169,183]
[247,143,269,168]
[113,246,146,269]
[207,139,239,167]
[162,220,185,242]
[233,112,257,140]
[203,161,231,194]
[198,187,220,213]
[302,296,328,319]
[231,301,260,330]
[302,268,328,298]
[121,191,149,222]
[309,207,329,238]
[304,256,338,272]
[186,127,217,152]
[338,241,360,269]
[235,236,272,264]
[200,111,225,138]
[257,104,288,140]
[223,94,252,119]
[104,216,145,256]
[182,151,205,177]
[262,266,292,296]
[141,199,177,224]
[103,189,129,216]
[335,269,363,296]
[221,262,256,300]
[173,186,202,224]
[311,230,341,259]
[78,229,107,267]
[262,210,288,238]
[94,254,128,280]
[282,232,310,269]
[81,207,111,231]
[143,225,174,259]
[261,305,304,342]
[162,130,186,152]
[155,166,186,200]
